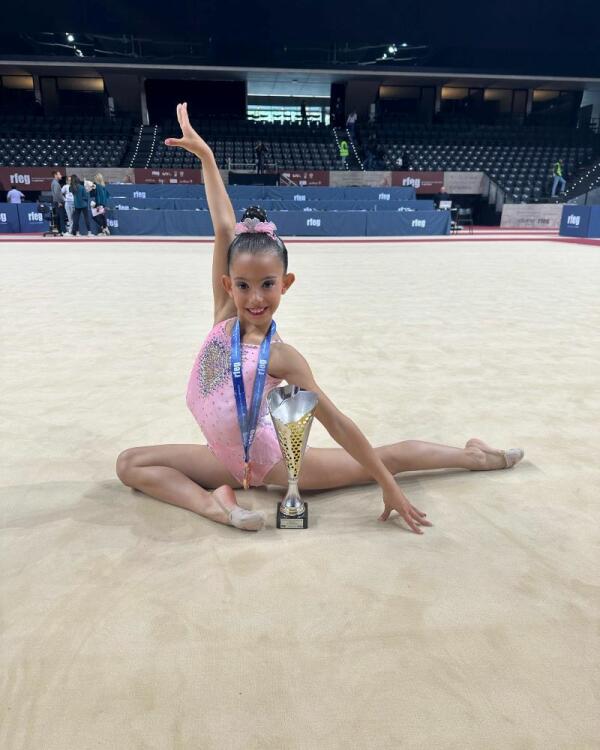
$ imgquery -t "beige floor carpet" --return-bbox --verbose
[1,238,598,750]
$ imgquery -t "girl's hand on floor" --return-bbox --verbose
[379,486,432,534]
[165,102,212,159]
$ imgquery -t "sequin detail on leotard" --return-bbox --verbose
[186,318,284,486]
[198,337,228,396]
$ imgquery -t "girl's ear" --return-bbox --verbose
[281,272,295,294]
[222,275,234,298]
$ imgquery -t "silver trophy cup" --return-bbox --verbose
[267,385,318,529]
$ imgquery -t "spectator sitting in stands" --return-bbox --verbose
[401,149,412,170]
[7,183,25,203]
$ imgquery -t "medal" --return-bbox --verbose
[230,318,276,490]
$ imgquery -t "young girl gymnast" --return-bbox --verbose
[116,102,524,534]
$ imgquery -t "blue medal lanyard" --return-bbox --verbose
[230,318,276,489]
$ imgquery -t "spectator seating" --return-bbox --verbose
[359,118,600,202]
[145,118,340,171]
[0,114,134,167]
[2,110,599,204]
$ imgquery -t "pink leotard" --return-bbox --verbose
[186,317,284,486]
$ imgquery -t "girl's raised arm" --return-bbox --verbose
[165,102,237,322]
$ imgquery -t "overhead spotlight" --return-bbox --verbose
[382,52,388,59]
[66,33,75,42]
[74,48,83,57]
[401,42,408,47]
[388,44,397,54]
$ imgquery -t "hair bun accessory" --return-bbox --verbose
[234,217,277,238]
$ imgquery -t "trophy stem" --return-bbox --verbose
[281,479,304,517]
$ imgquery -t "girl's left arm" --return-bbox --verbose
[270,344,431,533]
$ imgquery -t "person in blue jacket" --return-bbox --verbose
[90,173,111,235]
[69,175,92,236]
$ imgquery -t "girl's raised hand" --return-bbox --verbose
[165,102,212,159]
[379,486,432,534]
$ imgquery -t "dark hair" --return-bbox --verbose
[227,206,288,273]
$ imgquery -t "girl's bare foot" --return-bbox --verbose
[210,485,265,531]
[465,438,525,471]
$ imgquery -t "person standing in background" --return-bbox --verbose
[90,173,111,236]
[255,142,268,174]
[61,176,74,233]
[50,169,66,235]
[6,184,25,203]
[339,139,349,169]
[346,111,357,140]
[300,100,307,126]
[551,158,567,197]
[69,174,92,236]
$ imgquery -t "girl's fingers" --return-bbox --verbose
[182,102,190,129]
[409,505,432,525]
[165,138,184,147]
[404,513,423,534]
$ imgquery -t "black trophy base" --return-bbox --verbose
[276,502,309,529]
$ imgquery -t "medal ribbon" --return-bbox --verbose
[230,318,276,488]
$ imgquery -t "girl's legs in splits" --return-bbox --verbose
[115,444,263,531]
[264,438,517,490]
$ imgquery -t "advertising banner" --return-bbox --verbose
[391,171,444,194]
[280,171,330,186]
[0,167,66,192]
[133,168,202,184]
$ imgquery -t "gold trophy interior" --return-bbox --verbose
[267,385,318,529]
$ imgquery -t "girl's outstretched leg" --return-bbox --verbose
[115,444,264,531]
[264,439,522,491]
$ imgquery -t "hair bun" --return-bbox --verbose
[242,205,268,223]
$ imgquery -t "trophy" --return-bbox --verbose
[267,385,318,529]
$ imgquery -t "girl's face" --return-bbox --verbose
[222,251,295,327]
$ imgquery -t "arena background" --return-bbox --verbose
[1,4,600,750]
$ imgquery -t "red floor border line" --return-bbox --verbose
[553,237,600,246]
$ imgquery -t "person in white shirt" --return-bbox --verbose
[7,185,25,203]
[61,179,74,232]
[346,111,358,139]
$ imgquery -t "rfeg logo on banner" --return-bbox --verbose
[10,173,32,185]
[27,211,44,223]
[0,167,65,191]
[0,212,7,223]
[567,214,581,226]
[402,177,421,188]
[391,171,444,194]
